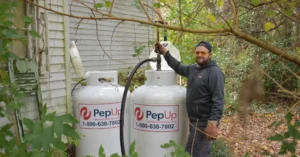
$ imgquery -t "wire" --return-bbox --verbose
[71,78,86,96]
[120,57,157,156]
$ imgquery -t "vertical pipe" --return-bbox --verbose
[63,0,72,114]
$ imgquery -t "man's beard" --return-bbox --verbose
[196,57,210,66]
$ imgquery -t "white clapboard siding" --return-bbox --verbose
[68,0,154,76]
[10,0,154,124]
[18,0,69,121]
[68,0,154,96]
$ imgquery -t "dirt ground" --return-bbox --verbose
[218,108,300,157]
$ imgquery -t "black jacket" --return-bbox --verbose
[164,51,225,127]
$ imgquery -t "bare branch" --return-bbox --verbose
[279,61,300,80]
[229,0,238,30]
[179,0,183,29]
[74,18,84,42]
[286,42,300,51]
[74,0,112,17]
[24,0,230,34]
[232,30,300,66]
[138,0,153,23]
[90,10,122,63]
[24,0,300,66]
[109,21,126,64]
[277,9,300,23]
[162,3,214,29]
[251,19,286,35]
[143,3,164,22]
[260,69,300,99]
[109,0,114,16]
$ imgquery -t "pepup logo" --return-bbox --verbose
[134,107,144,121]
[80,107,92,120]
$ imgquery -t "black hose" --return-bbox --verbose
[120,57,157,156]
[71,78,86,96]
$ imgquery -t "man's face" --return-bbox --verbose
[194,46,211,66]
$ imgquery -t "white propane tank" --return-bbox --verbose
[130,70,189,157]
[73,71,131,157]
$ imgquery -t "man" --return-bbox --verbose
[155,41,225,157]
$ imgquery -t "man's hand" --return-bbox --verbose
[155,41,168,55]
[204,123,218,140]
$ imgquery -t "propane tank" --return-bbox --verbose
[130,70,188,157]
[73,71,131,157]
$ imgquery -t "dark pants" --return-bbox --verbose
[185,122,211,157]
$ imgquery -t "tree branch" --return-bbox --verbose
[109,0,114,16]
[179,0,183,29]
[286,42,300,51]
[143,3,164,22]
[24,0,300,66]
[229,0,238,30]
[138,0,153,23]
[277,9,300,23]
[90,10,121,63]
[74,0,112,17]
[24,0,230,34]
[232,30,300,66]
[261,69,300,99]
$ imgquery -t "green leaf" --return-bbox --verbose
[42,105,47,119]
[251,0,260,5]
[131,152,138,157]
[42,126,54,150]
[260,151,270,156]
[129,140,136,155]
[263,10,276,16]
[283,9,293,16]
[161,143,172,148]
[3,29,26,39]
[295,121,300,127]
[109,153,120,157]
[32,136,42,150]
[169,140,176,145]
[268,121,277,128]
[98,145,106,157]
[105,1,112,8]
[0,132,7,145]
[43,111,56,122]
[58,114,78,123]
[23,118,34,130]
[0,124,12,132]
[29,30,40,38]
[207,14,216,23]
[275,121,284,128]
[284,132,290,138]
[54,117,63,138]
[153,2,161,8]
[33,121,42,135]
[288,125,299,139]
[94,3,104,8]
[4,21,13,27]
[285,112,293,123]
[268,134,284,141]
[264,22,275,32]
[286,141,297,154]
[217,0,224,7]
[24,16,33,26]
[5,138,16,151]
[52,138,66,151]
[23,134,39,141]
[62,124,80,139]
[6,13,15,18]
